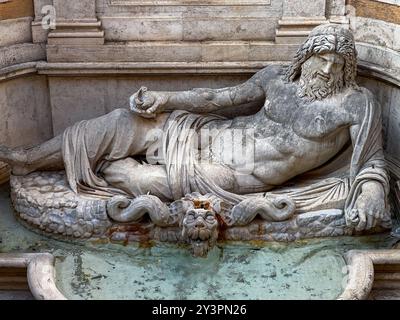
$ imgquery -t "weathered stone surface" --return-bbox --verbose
[46,42,297,63]
[353,17,396,49]
[97,0,282,42]
[102,17,183,41]
[222,210,353,242]
[31,21,50,44]
[47,75,250,134]
[0,75,52,147]
[327,0,346,16]
[0,43,45,69]
[201,42,251,62]
[248,42,298,60]
[282,0,326,17]
[10,171,362,245]
[11,172,111,239]
[182,17,277,41]
[356,43,400,70]
[394,25,400,51]
[0,17,32,47]
[33,0,53,21]
[53,0,96,20]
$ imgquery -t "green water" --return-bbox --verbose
[0,184,397,300]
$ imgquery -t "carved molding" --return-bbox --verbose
[0,62,38,81]
[274,0,333,44]
[0,253,66,300]
[47,20,105,45]
[339,250,400,300]
[275,17,330,44]
[109,0,271,6]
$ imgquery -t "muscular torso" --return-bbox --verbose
[200,67,363,193]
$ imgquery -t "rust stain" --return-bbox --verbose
[215,213,228,241]
[346,0,400,24]
[107,223,152,246]
[0,0,34,20]
[193,199,211,210]
[108,224,149,235]
[257,221,265,236]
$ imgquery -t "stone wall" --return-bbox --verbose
[96,0,282,42]
[31,0,348,135]
[0,75,52,147]
[347,0,400,25]
[345,0,400,168]
[48,74,251,134]
[0,0,49,146]
[36,0,347,63]
[0,0,50,183]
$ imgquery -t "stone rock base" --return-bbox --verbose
[10,171,385,244]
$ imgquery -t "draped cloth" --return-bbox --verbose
[62,109,150,198]
[163,110,252,205]
[62,89,389,218]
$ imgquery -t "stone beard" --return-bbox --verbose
[297,57,344,101]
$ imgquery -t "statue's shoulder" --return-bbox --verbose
[252,64,286,86]
[343,86,381,119]
[344,86,377,106]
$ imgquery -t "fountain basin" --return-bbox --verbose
[0,183,397,300]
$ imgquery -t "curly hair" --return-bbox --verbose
[284,24,359,91]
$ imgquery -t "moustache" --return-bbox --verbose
[312,71,331,82]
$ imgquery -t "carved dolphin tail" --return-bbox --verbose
[106,195,179,227]
[224,195,296,227]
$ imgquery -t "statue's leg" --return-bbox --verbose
[101,158,173,201]
[0,135,63,175]
[0,108,169,176]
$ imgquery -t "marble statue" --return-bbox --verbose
[0,24,392,256]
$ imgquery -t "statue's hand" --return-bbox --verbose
[348,181,386,231]
[129,87,168,118]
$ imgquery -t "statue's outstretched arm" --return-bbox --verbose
[129,72,265,116]
[165,76,266,113]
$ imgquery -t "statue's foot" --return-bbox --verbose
[0,145,30,175]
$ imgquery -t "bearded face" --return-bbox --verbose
[181,208,219,258]
[298,52,345,101]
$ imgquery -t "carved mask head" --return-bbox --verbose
[285,24,359,101]
[181,207,219,258]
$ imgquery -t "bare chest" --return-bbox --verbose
[262,85,352,140]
